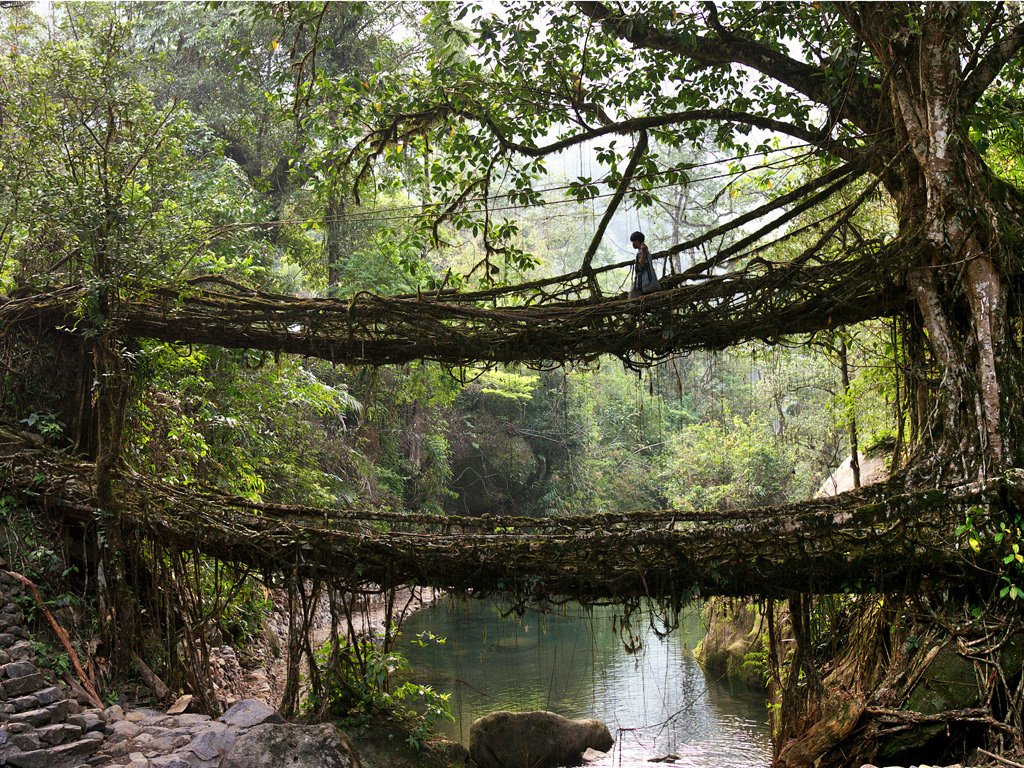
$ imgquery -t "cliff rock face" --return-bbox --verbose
[815,452,889,497]
[469,710,613,768]
[695,599,770,690]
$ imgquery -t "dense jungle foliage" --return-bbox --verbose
[0,3,900,530]
[4,3,1024,765]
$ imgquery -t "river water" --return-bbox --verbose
[396,597,771,767]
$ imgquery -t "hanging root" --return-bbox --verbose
[773,590,1024,768]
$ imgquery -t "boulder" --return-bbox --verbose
[815,451,889,497]
[216,699,283,729]
[184,722,236,762]
[107,719,142,743]
[220,723,358,768]
[469,711,614,768]
[877,641,981,762]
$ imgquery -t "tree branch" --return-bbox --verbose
[580,129,647,290]
[662,159,865,272]
[575,1,882,136]
[6,570,105,710]
[961,3,1006,89]
[961,19,1024,109]
[486,108,858,161]
[676,176,856,279]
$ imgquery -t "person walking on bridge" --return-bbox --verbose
[628,231,661,298]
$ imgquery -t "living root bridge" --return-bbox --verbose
[0,250,903,368]
[0,427,1010,601]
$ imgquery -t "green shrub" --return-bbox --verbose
[311,633,453,751]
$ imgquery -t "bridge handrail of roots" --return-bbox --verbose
[0,238,906,368]
[0,426,1005,601]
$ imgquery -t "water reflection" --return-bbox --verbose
[396,597,771,768]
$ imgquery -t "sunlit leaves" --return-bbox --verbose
[318,0,883,281]
[958,508,1024,602]
[662,413,795,513]
[0,8,214,291]
[477,370,539,401]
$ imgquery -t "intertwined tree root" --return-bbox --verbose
[0,425,1007,603]
[0,242,904,370]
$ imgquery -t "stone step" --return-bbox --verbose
[2,672,47,697]
[9,694,40,713]
[6,698,73,727]
[8,730,44,751]
[7,707,52,727]
[6,641,34,662]
[35,685,65,706]
[1,660,38,679]
[36,721,86,745]
[4,732,103,768]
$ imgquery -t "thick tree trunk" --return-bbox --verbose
[861,5,1024,482]
[905,241,1016,479]
[777,9,1024,766]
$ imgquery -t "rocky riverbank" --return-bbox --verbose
[1,566,1014,768]
[202,585,441,711]
[0,571,462,768]
[4,690,469,768]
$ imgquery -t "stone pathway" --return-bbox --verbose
[0,572,461,768]
[4,680,357,768]
[0,571,108,768]
[90,699,314,768]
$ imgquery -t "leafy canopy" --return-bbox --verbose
[323,2,1024,284]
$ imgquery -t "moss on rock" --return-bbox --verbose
[695,598,770,690]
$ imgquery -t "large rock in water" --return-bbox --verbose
[220,723,358,768]
[469,710,614,768]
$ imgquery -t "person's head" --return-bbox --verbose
[630,231,645,248]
